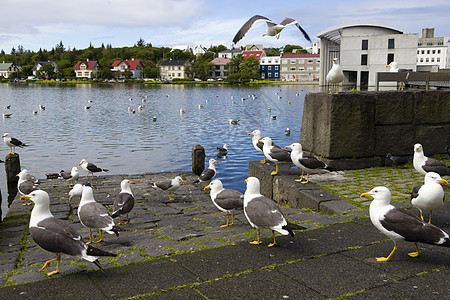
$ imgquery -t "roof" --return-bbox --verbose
[0,62,14,71]
[73,61,99,70]
[111,60,144,69]
[219,49,242,54]
[316,21,403,44]
[282,54,320,58]
[160,59,191,66]
[210,57,232,65]
[32,61,56,71]
[241,50,263,59]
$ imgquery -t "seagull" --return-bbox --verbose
[111,179,136,225]
[413,143,450,176]
[232,15,311,44]
[193,159,218,184]
[386,61,409,90]
[229,119,239,125]
[151,176,186,200]
[78,159,109,179]
[2,113,12,118]
[2,133,29,154]
[326,58,344,94]
[17,169,39,205]
[20,190,117,276]
[204,179,244,227]
[78,185,120,244]
[285,143,330,184]
[68,183,84,206]
[386,153,408,167]
[248,130,266,163]
[59,167,79,188]
[244,177,305,247]
[4,105,11,109]
[39,105,45,111]
[411,172,447,224]
[285,128,290,136]
[216,144,229,156]
[260,137,291,175]
[360,186,449,262]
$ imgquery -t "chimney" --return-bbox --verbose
[422,28,435,38]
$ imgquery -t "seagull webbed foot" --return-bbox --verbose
[268,242,277,247]
[375,256,391,262]
[250,240,262,245]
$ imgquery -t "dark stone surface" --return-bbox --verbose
[375,91,414,125]
[375,124,415,155]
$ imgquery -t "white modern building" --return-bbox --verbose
[417,28,450,71]
[317,22,418,88]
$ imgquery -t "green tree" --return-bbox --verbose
[283,44,307,54]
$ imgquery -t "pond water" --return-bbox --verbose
[0,83,318,219]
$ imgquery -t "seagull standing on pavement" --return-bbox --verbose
[78,159,109,179]
[112,179,136,225]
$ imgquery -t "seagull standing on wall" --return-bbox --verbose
[232,15,311,44]
[326,58,344,94]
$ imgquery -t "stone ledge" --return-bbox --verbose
[248,161,358,215]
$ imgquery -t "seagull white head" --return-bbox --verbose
[174,176,186,184]
[21,190,50,206]
[244,177,261,195]
[120,179,136,191]
[17,169,29,180]
[414,143,423,153]
[208,158,218,166]
[69,183,84,199]
[285,143,302,152]
[2,132,10,138]
[360,186,391,204]
[78,159,87,166]
[204,179,223,192]
[259,137,272,145]
[248,130,262,138]
[424,172,448,185]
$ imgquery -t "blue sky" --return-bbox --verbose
[1,0,449,52]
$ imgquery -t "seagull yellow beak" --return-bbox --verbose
[258,140,263,143]
[16,174,19,177]
[244,179,248,183]
[285,146,291,149]
[248,132,253,135]
[130,181,136,184]
[360,192,372,198]
[20,195,30,201]
[439,178,448,185]
[181,180,186,184]
[386,65,390,68]
[78,162,82,166]
[203,186,211,191]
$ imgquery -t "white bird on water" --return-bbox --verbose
[326,58,344,94]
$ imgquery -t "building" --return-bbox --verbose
[241,50,265,60]
[417,28,450,71]
[111,59,145,78]
[280,54,320,81]
[244,44,263,51]
[210,57,231,79]
[260,56,280,80]
[317,22,418,88]
[160,60,191,80]
[32,61,57,76]
[73,60,100,78]
[0,62,19,78]
[218,49,242,59]
[193,45,208,56]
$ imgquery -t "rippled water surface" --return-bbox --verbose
[0,83,317,218]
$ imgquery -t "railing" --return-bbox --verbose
[376,72,450,90]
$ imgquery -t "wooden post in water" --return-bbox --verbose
[192,144,205,176]
[5,153,20,199]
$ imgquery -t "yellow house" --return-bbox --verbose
[160,60,191,80]
[73,60,100,78]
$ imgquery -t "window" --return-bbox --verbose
[307,67,313,71]
[362,39,368,50]
[282,67,287,71]
[431,58,434,62]
[421,50,425,54]
[361,54,368,65]
[388,39,395,49]
[307,59,313,63]
[438,50,441,54]
[299,59,305,64]
[432,50,436,54]
[261,66,265,70]
[299,67,305,71]
[275,66,279,70]
[437,58,440,62]
[387,53,394,65]
[290,59,296,64]
[427,50,430,54]
[426,58,429,62]
[290,67,296,71]
[420,58,423,62]
[268,66,272,70]
[282,59,288,64]
[417,50,419,54]
[178,73,181,77]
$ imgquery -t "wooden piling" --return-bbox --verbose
[192,144,205,176]
[5,153,20,196]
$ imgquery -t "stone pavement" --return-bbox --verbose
[0,164,449,299]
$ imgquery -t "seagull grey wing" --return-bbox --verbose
[60,170,72,180]
[200,168,215,181]
[18,181,39,195]
[215,189,244,210]
[246,197,285,228]
[154,180,172,191]
[380,208,447,244]
[270,146,291,161]
[79,202,112,229]
[233,15,272,44]
[30,217,85,256]
[114,192,134,214]
[410,184,421,200]
[280,17,311,42]
[86,162,102,172]
[298,157,327,169]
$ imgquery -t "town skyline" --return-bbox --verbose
[1,0,450,53]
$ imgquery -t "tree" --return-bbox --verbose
[226,55,260,83]
[135,38,146,47]
[36,63,56,79]
[283,44,307,54]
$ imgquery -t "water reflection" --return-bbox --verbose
[0,83,317,219]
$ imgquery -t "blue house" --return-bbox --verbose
[260,56,280,80]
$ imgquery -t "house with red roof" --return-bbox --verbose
[73,60,100,79]
[111,59,145,79]
[280,53,320,82]
[210,57,232,79]
[241,50,265,60]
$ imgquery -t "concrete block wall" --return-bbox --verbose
[300,90,450,170]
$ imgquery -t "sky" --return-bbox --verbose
[1,0,450,53]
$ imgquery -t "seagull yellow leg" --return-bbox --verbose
[220,213,230,227]
[259,155,266,164]
[271,164,279,176]
[250,229,262,245]
[329,84,333,94]
[118,215,123,225]
[301,172,310,184]
[376,243,397,262]
[428,211,433,224]
[231,212,236,225]
[419,210,424,221]
[168,192,174,201]
[268,231,278,247]
[42,253,61,276]
[295,170,305,182]
[87,229,93,244]
[408,243,420,258]
[125,213,131,224]
[95,230,104,243]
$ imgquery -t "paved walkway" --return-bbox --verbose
[0,165,449,299]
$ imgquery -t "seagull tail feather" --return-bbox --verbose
[283,222,306,237]
[86,245,117,257]
[93,260,106,273]
[112,225,124,236]
[111,210,119,218]
[441,238,450,247]
[102,168,109,172]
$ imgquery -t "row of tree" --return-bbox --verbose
[1,39,307,82]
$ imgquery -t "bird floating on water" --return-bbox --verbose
[232,15,311,44]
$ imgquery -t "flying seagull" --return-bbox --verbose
[2,133,29,154]
[233,15,311,44]
[20,190,117,276]
[361,186,449,262]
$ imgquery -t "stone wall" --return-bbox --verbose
[300,90,450,170]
